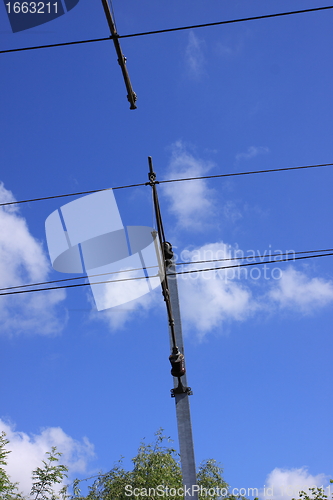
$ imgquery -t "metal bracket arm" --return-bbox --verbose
[101,0,137,109]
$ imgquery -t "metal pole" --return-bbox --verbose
[147,157,198,499]
[168,265,198,500]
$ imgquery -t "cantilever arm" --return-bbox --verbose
[101,0,137,109]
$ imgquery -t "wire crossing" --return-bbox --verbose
[0,162,332,207]
[1,248,332,294]
[1,251,332,297]
[1,5,332,55]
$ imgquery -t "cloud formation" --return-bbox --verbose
[185,31,206,78]
[0,419,95,495]
[0,182,66,336]
[176,242,333,338]
[88,282,160,331]
[268,267,333,313]
[261,467,328,500]
[177,242,257,337]
[235,146,269,161]
[162,142,216,231]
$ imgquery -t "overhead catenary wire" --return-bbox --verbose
[0,181,147,207]
[175,252,333,276]
[119,5,333,39]
[176,248,333,267]
[158,162,333,186]
[1,162,332,207]
[0,266,153,292]
[1,251,332,297]
[1,5,332,55]
[1,248,332,294]
[0,36,111,55]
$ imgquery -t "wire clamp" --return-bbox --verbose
[147,156,160,185]
[146,173,159,186]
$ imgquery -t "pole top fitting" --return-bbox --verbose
[148,156,157,183]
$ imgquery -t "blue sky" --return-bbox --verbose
[0,0,333,498]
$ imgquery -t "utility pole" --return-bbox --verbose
[147,157,198,500]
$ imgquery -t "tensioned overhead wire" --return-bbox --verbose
[1,251,332,297]
[0,162,332,207]
[1,248,332,294]
[119,5,333,38]
[1,5,332,55]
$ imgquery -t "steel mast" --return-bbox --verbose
[147,157,198,500]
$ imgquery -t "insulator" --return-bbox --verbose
[164,242,173,260]
[163,242,174,268]
[169,348,186,378]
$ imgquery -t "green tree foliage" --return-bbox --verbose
[0,433,68,500]
[2,427,333,500]
[79,430,232,500]
[31,447,68,500]
[292,481,333,500]
[0,431,12,494]
[2,428,259,500]
[0,431,21,500]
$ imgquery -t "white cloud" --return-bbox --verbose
[261,467,328,500]
[0,182,67,336]
[223,200,243,223]
[177,242,257,338]
[214,31,249,59]
[236,146,270,161]
[88,284,161,331]
[215,43,234,57]
[175,242,333,338]
[268,267,333,314]
[162,142,216,230]
[185,31,206,78]
[0,419,95,495]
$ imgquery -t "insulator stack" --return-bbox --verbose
[169,347,186,377]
